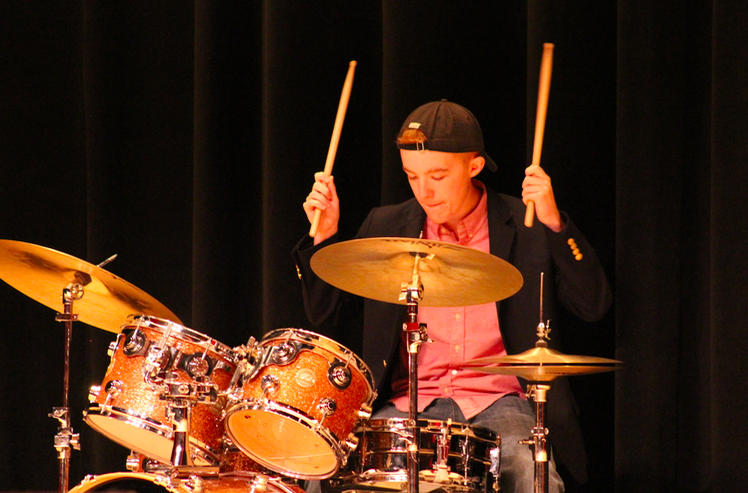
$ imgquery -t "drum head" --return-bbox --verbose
[84,409,214,466]
[225,408,338,480]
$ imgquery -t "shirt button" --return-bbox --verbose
[455,345,461,352]
[452,369,458,375]
[455,313,461,321]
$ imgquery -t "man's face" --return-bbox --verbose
[400,149,484,228]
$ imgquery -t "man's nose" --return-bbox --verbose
[418,181,433,198]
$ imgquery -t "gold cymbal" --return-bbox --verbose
[0,239,182,333]
[310,237,523,307]
[463,346,622,381]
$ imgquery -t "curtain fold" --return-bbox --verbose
[616,1,748,491]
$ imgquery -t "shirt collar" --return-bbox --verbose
[426,180,488,245]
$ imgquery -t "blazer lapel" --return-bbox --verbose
[486,190,515,261]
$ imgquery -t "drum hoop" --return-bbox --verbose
[72,472,305,493]
[261,328,375,392]
[342,474,475,492]
[360,418,498,442]
[123,315,236,360]
[69,472,172,493]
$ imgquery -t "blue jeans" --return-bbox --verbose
[372,396,565,493]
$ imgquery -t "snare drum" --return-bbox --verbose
[68,472,307,493]
[84,316,237,466]
[224,328,376,480]
[337,418,501,493]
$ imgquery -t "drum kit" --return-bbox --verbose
[0,237,619,493]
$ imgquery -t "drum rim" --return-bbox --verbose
[69,472,304,493]
[122,315,237,360]
[358,417,499,441]
[69,472,166,493]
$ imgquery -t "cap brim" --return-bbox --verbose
[482,151,497,172]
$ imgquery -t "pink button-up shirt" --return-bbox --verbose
[390,181,524,419]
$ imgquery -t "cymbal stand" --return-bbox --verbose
[520,272,552,493]
[50,283,83,493]
[399,251,431,493]
[522,383,551,493]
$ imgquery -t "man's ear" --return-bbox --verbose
[469,154,485,177]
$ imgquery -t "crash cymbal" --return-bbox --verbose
[310,237,523,307]
[463,346,622,381]
[0,239,182,332]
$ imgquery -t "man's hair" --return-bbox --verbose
[396,128,428,145]
[398,127,479,164]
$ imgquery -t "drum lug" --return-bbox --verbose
[249,474,270,492]
[184,353,211,378]
[126,451,147,472]
[489,446,501,491]
[317,397,337,417]
[145,345,170,371]
[261,374,281,397]
[328,361,352,390]
[344,433,359,452]
[270,341,299,365]
[88,385,101,402]
[123,329,146,356]
[357,404,373,421]
[103,380,123,405]
[183,475,205,493]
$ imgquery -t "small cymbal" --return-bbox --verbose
[310,237,523,307]
[463,346,622,381]
[0,240,182,332]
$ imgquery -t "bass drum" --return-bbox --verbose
[68,472,307,493]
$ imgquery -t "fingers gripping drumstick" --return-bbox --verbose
[309,61,357,237]
[524,43,554,228]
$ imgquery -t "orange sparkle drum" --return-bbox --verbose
[68,472,307,493]
[224,328,376,480]
[84,316,237,465]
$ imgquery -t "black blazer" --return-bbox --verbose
[293,186,612,484]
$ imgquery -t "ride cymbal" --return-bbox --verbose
[0,239,182,332]
[310,237,523,307]
[463,346,622,381]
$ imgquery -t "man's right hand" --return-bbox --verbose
[303,172,340,244]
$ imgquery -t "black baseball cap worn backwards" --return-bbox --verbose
[397,99,497,172]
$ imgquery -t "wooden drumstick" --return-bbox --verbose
[524,43,554,228]
[309,60,357,237]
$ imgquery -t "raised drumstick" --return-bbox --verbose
[309,60,357,237]
[524,43,554,228]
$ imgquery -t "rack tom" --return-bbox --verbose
[224,328,376,480]
[84,316,237,465]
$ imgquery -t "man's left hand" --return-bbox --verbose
[522,165,564,232]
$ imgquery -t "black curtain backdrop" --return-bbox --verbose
[0,1,744,492]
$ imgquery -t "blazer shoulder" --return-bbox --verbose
[358,198,424,237]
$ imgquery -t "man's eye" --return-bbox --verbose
[432,175,446,181]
